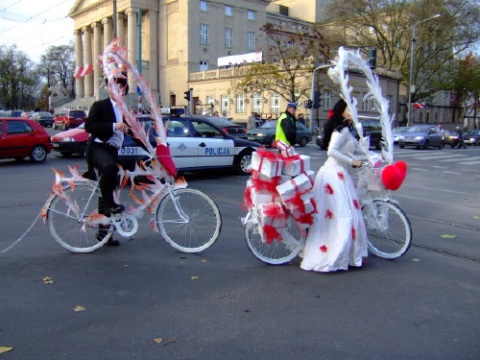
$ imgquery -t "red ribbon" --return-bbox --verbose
[263,224,283,244]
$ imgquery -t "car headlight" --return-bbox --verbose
[415,136,424,140]
[61,137,76,142]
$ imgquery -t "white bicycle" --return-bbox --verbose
[244,163,412,265]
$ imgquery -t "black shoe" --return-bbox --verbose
[95,231,120,246]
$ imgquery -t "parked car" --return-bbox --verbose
[53,109,87,130]
[8,110,23,118]
[30,111,54,127]
[316,117,382,150]
[462,129,480,146]
[246,120,312,147]
[392,126,409,145]
[0,117,53,162]
[442,130,458,148]
[201,116,247,139]
[52,114,260,175]
[398,125,443,149]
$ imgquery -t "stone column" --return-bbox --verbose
[92,22,102,97]
[74,29,84,98]
[102,17,113,50]
[83,26,93,97]
[126,9,138,95]
[117,13,125,45]
[148,9,159,95]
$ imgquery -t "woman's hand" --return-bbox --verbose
[115,122,127,133]
[352,160,362,168]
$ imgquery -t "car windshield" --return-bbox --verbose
[465,130,479,136]
[260,121,277,129]
[393,127,408,134]
[408,125,429,132]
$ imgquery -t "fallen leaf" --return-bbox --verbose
[163,338,177,347]
[191,276,199,281]
[0,346,13,354]
[473,215,480,220]
[73,305,86,312]
[43,276,54,285]
[153,338,163,344]
[411,258,420,262]
[201,259,209,263]
[440,234,457,239]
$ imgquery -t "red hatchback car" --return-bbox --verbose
[0,117,53,162]
[53,109,87,130]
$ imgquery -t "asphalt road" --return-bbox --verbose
[1,143,479,359]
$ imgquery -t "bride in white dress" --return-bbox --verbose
[301,99,368,272]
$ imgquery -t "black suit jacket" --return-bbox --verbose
[85,98,117,142]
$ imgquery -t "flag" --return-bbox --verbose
[80,64,93,77]
[413,102,425,109]
[74,66,84,79]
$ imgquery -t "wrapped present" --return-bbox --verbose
[275,140,296,158]
[244,180,278,209]
[251,149,283,178]
[276,173,313,204]
[304,170,315,185]
[250,171,282,194]
[282,154,311,177]
[258,202,286,229]
[288,192,316,220]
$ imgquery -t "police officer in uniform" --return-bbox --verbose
[275,102,297,146]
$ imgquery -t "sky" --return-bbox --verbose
[0,0,76,63]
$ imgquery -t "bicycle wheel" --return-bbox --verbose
[156,188,222,253]
[363,200,412,259]
[46,182,113,253]
[244,213,304,265]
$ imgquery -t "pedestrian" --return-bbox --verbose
[275,102,297,146]
[84,71,130,246]
[297,113,305,125]
[456,126,466,149]
[247,112,257,130]
[300,99,368,272]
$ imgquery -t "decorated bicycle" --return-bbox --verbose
[41,40,222,253]
[242,47,411,265]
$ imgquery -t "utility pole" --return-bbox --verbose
[113,0,117,38]
[309,64,332,133]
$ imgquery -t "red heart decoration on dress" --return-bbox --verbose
[155,144,178,177]
[381,161,407,191]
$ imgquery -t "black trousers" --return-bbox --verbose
[87,143,119,210]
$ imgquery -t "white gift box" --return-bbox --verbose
[304,170,315,185]
[251,151,283,178]
[288,192,316,219]
[258,202,286,229]
[276,173,313,203]
[281,154,311,177]
[275,140,296,158]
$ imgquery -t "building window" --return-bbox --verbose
[206,96,214,106]
[225,28,233,48]
[247,10,256,21]
[200,24,209,45]
[362,92,369,111]
[221,95,229,116]
[270,93,280,114]
[225,5,233,17]
[247,32,255,51]
[200,1,208,12]
[236,94,245,113]
[322,91,331,110]
[252,93,262,113]
[199,60,208,71]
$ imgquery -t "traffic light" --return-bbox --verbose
[305,99,313,109]
[184,88,192,102]
[367,47,377,69]
[313,91,321,109]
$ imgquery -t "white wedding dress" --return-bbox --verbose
[301,127,368,272]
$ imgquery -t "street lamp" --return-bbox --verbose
[407,14,441,127]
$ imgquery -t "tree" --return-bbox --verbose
[322,0,480,101]
[232,23,330,104]
[0,45,38,110]
[37,43,75,100]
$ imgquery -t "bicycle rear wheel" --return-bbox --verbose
[363,200,412,259]
[244,213,304,265]
[46,183,113,253]
[156,188,222,253]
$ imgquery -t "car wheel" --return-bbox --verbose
[30,145,47,162]
[438,142,443,149]
[235,149,253,175]
[423,140,429,149]
[299,137,308,147]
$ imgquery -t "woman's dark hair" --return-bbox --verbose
[323,99,348,148]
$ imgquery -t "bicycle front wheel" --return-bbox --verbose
[46,183,113,253]
[363,200,412,259]
[156,188,222,253]
[245,213,304,265]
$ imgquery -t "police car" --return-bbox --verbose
[119,112,260,175]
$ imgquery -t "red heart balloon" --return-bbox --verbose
[381,161,407,191]
[155,144,178,177]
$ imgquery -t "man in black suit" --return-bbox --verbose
[85,74,129,246]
